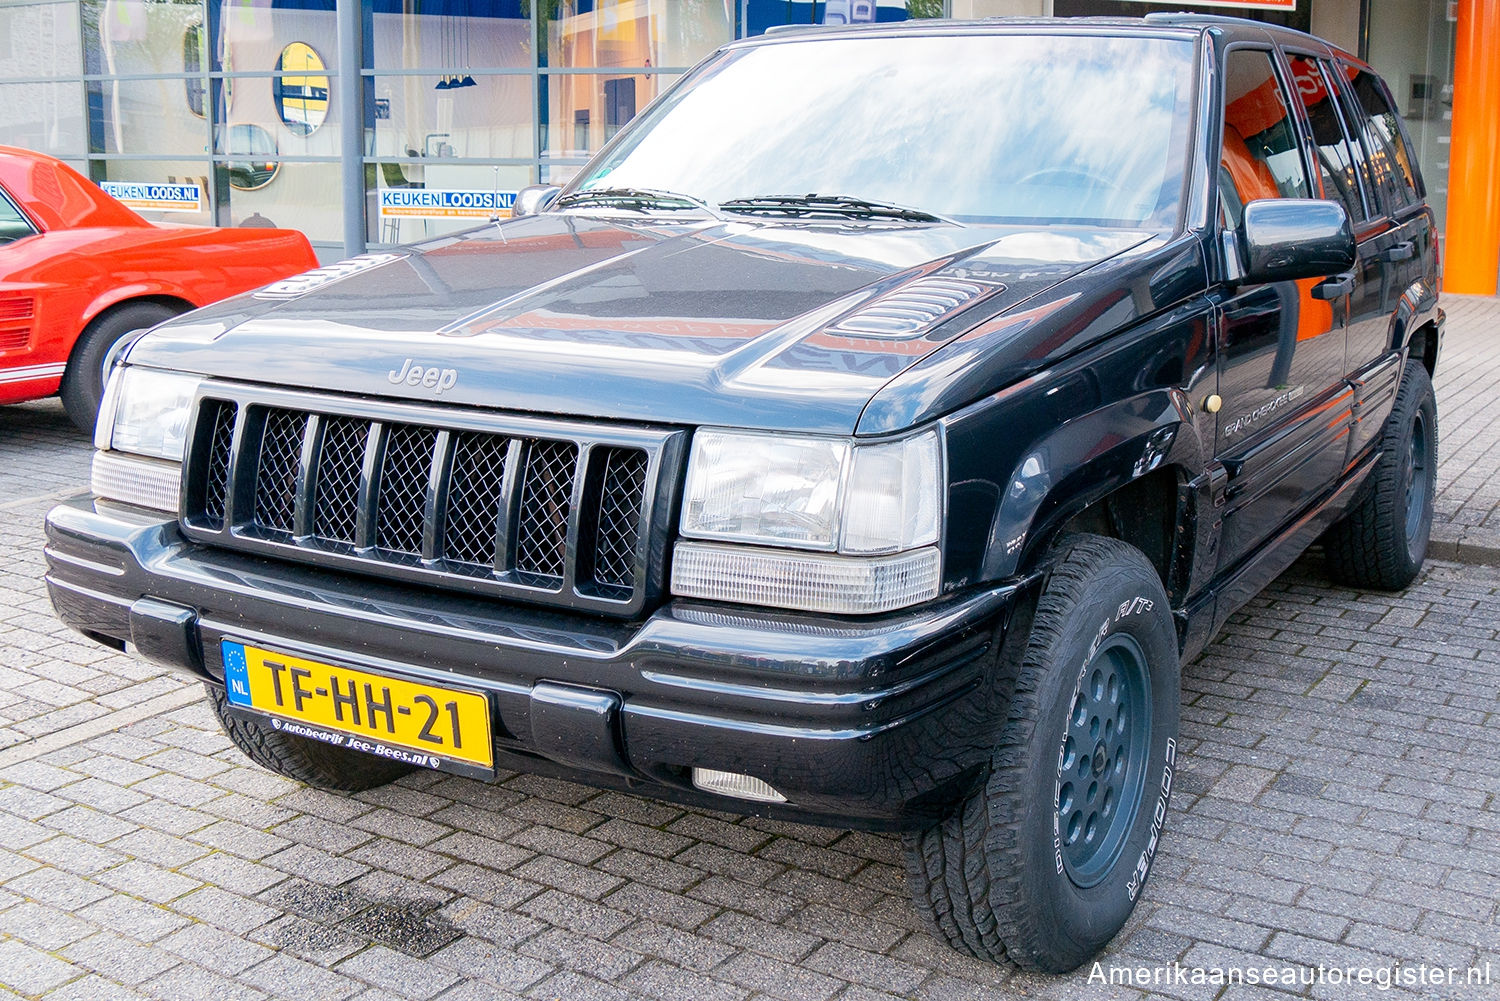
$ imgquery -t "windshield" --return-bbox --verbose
[568,33,1198,228]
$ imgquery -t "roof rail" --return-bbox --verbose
[1143,11,1266,27]
[763,23,825,36]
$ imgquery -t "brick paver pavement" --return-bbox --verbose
[1430,294,1500,562]
[0,299,1497,1001]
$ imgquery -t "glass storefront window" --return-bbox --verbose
[82,0,204,75]
[95,77,211,154]
[222,159,342,240]
[543,0,731,72]
[14,0,965,254]
[1367,0,1455,229]
[745,0,938,37]
[368,0,529,72]
[368,74,534,160]
[213,77,343,158]
[0,2,82,79]
[92,157,214,226]
[368,162,531,245]
[213,0,336,73]
[0,81,87,155]
[541,72,678,160]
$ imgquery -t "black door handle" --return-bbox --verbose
[1380,241,1415,263]
[1311,272,1356,300]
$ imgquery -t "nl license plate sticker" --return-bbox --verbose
[220,640,494,777]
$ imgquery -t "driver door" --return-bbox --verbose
[1214,48,1350,573]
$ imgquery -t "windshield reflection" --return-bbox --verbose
[571,33,1197,228]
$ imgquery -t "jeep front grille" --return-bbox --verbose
[180,386,681,615]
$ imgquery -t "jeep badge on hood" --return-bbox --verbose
[388,358,458,394]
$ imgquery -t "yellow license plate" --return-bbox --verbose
[221,640,493,772]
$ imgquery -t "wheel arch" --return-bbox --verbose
[79,291,197,334]
[976,390,1207,606]
[68,294,196,369]
[1405,317,1440,378]
[1387,272,1441,378]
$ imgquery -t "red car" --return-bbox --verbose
[0,146,318,430]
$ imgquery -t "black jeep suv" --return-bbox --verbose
[46,15,1441,972]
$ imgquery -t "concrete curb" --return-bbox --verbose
[1428,525,1500,566]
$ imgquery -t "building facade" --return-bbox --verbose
[2,0,1496,291]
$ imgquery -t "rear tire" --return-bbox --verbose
[207,684,413,792]
[1322,361,1437,591]
[903,535,1180,972]
[60,302,181,433]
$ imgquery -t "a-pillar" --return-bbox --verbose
[1446,0,1500,294]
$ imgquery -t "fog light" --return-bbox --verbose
[692,768,787,803]
[91,451,180,513]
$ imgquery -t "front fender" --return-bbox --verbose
[978,389,1205,582]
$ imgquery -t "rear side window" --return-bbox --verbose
[1286,55,1369,223]
[1338,65,1422,214]
[1218,49,1311,226]
[0,188,36,245]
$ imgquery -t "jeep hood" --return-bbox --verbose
[129,213,1155,435]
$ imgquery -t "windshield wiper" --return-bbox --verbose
[553,186,720,216]
[719,193,944,223]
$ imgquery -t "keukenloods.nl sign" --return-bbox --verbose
[99,181,202,213]
[379,189,516,220]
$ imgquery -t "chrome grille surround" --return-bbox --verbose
[179,383,683,616]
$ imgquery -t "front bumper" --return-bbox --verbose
[44,495,1034,831]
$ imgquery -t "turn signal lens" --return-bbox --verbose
[91,451,180,513]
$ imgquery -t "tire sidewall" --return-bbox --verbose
[1389,371,1438,571]
[62,303,178,430]
[1006,555,1181,968]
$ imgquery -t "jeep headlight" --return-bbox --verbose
[672,428,943,614]
[91,366,200,513]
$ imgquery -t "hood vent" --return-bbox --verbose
[831,276,1001,338]
[254,253,404,301]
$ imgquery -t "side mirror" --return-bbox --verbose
[511,184,561,219]
[1238,199,1355,285]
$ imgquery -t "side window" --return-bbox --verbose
[1219,50,1310,227]
[1285,55,1369,222]
[1338,64,1422,214]
[0,189,36,245]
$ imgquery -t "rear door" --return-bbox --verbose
[1213,47,1350,573]
[1329,62,1434,459]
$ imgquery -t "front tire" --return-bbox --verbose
[1322,361,1437,591]
[904,535,1180,972]
[60,301,181,433]
[207,684,413,792]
